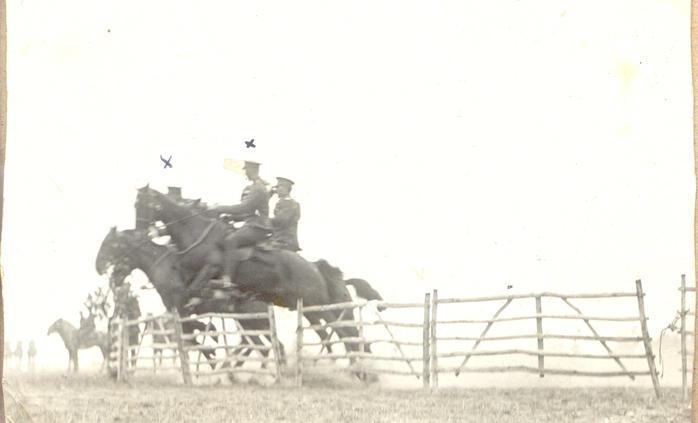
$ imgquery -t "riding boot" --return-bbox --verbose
[222,251,240,289]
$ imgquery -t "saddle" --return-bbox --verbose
[234,240,277,265]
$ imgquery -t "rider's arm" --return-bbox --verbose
[214,186,266,217]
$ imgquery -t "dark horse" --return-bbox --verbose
[100,236,221,370]
[97,228,284,370]
[132,185,370,359]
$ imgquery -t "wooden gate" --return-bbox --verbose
[109,307,283,384]
[429,280,660,397]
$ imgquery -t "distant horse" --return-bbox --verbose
[13,341,23,371]
[47,319,109,372]
[27,341,37,372]
[127,185,378,361]
[97,228,281,370]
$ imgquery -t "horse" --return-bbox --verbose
[47,319,109,372]
[174,198,386,350]
[13,341,23,371]
[97,228,284,370]
[129,185,371,361]
[105,255,220,370]
[27,341,37,372]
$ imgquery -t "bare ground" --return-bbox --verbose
[2,370,690,423]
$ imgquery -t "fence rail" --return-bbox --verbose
[108,306,284,385]
[426,280,660,397]
[108,280,664,397]
[295,295,431,388]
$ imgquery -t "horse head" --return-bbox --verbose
[135,185,169,231]
[47,318,64,336]
[95,226,119,275]
[109,258,133,289]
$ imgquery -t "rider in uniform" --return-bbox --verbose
[270,177,301,252]
[167,186,183,201]
[208,160,273,288]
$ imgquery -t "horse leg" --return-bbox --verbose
[322,310,368,381]
[304,312,334,355]
[74,351,80,373]
[187,263,216,298]
[266,334,287,367]
[201,345,218,370]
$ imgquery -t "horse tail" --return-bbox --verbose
[345,278,386,311]
[345,278,383,301]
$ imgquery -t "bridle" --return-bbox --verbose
[135,189,219,256]
[104,188,225,286]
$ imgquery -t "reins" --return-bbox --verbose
[106,198,219,278]
[140,197,218,256]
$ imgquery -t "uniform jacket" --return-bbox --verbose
[217,178,273,231]
[271,196,301,251]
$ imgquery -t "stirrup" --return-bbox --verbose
[210,278,235,290]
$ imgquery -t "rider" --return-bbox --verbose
[270,177,301,252]
[208,160,273,289]
[167,186,183,201]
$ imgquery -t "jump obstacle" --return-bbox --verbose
[108,280,661,397]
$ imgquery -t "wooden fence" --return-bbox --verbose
[294,297,431,387]
[108,281,661,396]
[108,307,284,384]
[430,280,660,398]
[679,274,694,399]
[294,280,660,397]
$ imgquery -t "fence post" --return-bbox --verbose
[535,295,544,378]
[681,274,688,400]
[430,289,438,391]
[422,292,431,390]
[115,318,124,382]
[118,316,129,382]
[172,311,192,385]
[267,305,283,383]
[635,279,661,398]
[296,298,304,387]
[357,303,365,379]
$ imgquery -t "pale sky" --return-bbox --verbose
[2,0,694,382]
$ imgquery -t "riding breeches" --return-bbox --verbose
[223,224,271,250]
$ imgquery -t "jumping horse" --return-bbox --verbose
[105,253,221,370]
[130,185,372,364]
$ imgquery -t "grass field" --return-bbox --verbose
[2,370,690,423]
